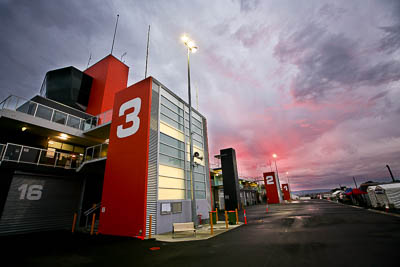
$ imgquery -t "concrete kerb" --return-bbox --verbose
[153,222,244,242]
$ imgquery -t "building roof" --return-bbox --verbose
[377,183,400,190]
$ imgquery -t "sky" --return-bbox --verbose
[0,0,399,190]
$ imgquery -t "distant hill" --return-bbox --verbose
[292,189,332,196]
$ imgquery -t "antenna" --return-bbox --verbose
[353,177,358,188]
[121,52,127,62]
[86,53,92,69]
[145,25,151,78]
[111,14,120,55]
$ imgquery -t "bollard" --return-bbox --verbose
[216,208,219,222]
[209,211,214,235]
[235,209,239,225]
[224,210,228,229]
[71,213,77,233]
[90,213,96,235]
[149,215,152,239]
[244,209,247,225]
[266,203,269,212]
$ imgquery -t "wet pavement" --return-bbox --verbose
[2,200,400,267]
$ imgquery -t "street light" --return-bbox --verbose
[181,34,198,227]
[272,153,282,200]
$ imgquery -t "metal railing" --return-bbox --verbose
[83,202,101,229]
[82,109,113,131]
[84,143,108,162]
[0,143,83,169]
[0,95,112,131]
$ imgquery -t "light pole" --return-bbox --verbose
[272,154,279,179]
[181,34,198,227]
[272,153,282,200]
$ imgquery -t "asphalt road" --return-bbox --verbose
[3,200,400,267]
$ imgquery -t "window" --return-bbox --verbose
[194,172,205,182]
[160,105,184,124]
[61,143,74,152]
[159,154,184,169]
[52,110,67,125]
[160,203,171,215]
[161,96,184,116]
[67,115,81,129]
[171,202,182,213]
[35,105,53,120]
[160,133,185,150]
[160,143,184,159]
[160,114,184,131]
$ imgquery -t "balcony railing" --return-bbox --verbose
[84,143,108,162]
[0,143,83,169]
[0,95,112,131]
[82,109,113,131]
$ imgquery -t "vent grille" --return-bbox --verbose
[146,83,159,236]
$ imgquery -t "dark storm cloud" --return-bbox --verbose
[275,22,400,102]
[0,0,113,99]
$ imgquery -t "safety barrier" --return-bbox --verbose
[0,142,83,169]
[0,95,112,132]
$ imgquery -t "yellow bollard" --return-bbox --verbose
[149,215,152,239]
[215,208,218,222]
[71,213,77,233]
[90,213,96,235]
[235,209,239,225]
[224,210,228,229]
[209,212,214,235]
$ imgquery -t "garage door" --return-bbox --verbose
[0,172,83,235]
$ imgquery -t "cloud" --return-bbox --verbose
[1,0,400,191]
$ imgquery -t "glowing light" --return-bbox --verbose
[48,141,54,145]
[272,154,277,158]
[59,133,68,140]
[181,35,189,43]
[21,127,27,131]
[181,34,198,53]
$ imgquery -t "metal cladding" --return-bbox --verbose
[220,148,241,210]
[84,55,129,116]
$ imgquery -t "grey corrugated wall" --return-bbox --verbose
[146,81,159,236]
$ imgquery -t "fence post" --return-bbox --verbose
[235,208,238,224]
[90,213,96,235]
[72,213,77,233]
[224,210,228,229]
[209,211,213,235]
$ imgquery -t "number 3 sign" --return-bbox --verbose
[117,97,141,138]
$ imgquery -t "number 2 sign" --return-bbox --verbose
[263,172,280,204]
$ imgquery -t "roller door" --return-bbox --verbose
[0,172,83,235]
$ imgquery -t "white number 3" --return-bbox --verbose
[117,97,141,138]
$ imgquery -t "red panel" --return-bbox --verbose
[98,77,152,238]
[84,55,129,115]
[263,172,280,204]
[282,183,290,201]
